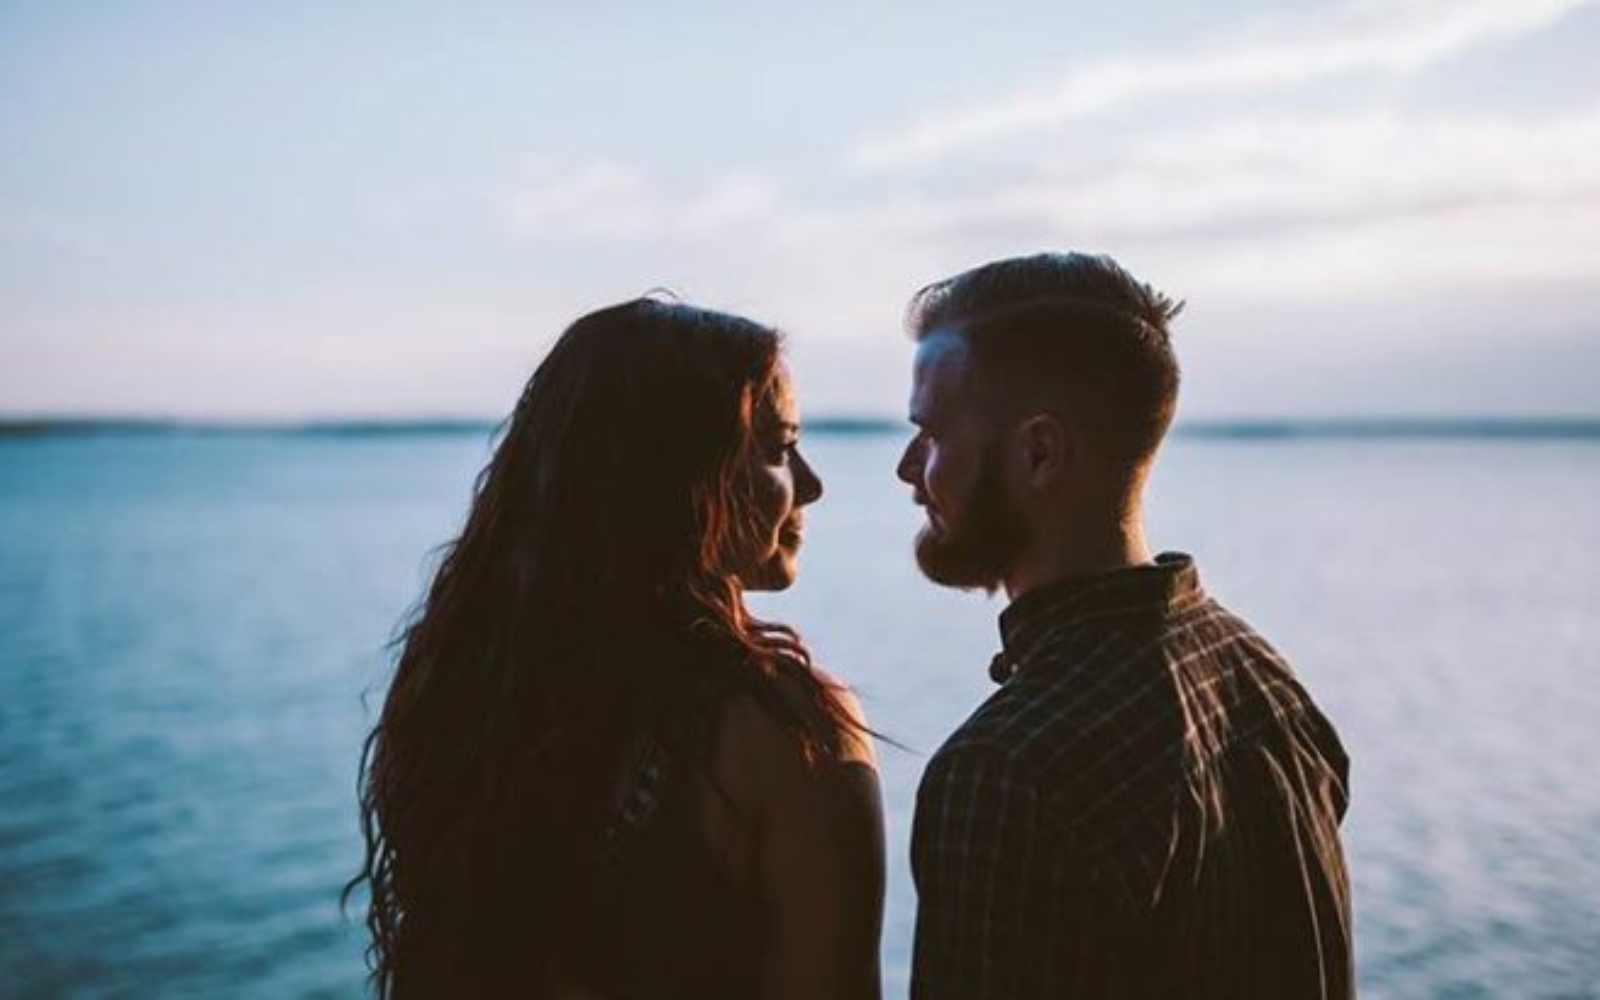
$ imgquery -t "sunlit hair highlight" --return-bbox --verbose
[907,251,1184,467]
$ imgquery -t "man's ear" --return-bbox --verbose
[1013,413,1072,488]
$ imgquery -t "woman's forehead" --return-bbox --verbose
[756,361,799,426]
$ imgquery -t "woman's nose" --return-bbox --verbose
[795,450,823,505]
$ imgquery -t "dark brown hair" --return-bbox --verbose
[349,297,852,997]
[907,251,1185,465]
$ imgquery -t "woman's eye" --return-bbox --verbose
[769,438,803,465]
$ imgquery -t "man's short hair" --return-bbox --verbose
[906,252,1184,466]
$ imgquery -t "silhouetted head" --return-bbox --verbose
[896,252,1183,592]
[484,297,822,612]
[351,297,839,997]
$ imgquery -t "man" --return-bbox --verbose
[898,252,1353,998]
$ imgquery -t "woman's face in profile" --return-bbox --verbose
[733,362,824,592]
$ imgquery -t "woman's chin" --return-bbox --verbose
[739,553,799,593]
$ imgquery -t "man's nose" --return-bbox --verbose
[896,437,921,485]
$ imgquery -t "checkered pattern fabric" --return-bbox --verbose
[911,553,1353,999]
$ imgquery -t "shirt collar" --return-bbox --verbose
[990,552,1204,684]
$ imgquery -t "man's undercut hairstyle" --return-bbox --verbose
[906,252,1184,467]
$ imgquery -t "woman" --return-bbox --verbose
[351,298,884,998]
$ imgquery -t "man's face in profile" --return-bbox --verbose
[896,330,1027,593]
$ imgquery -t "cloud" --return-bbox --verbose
[848,0,1600,169]
[497,99,1600,319]
[814,104,1600,302]
[506,156,778,241]
[857,102,1600,236]
[492,0,1600,351]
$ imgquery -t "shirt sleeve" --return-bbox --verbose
[909,745,1066,999]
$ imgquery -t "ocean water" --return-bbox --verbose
[2,429,1598,998]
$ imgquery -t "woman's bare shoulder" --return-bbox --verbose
[714,671,885,1000]
[807,668,876,767]
[711,669,877,807]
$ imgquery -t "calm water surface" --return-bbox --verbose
[2,431,1597,998]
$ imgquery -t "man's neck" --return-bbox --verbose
[1003,515,1153,602]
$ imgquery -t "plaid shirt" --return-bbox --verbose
[911,554,1353,999]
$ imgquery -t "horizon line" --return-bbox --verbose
[5,415,1600,441]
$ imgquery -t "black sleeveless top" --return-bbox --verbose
[565,699,764,998]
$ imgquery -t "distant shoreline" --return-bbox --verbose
[4,416,1600,441]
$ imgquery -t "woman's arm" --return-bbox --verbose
[716,684,885,1000]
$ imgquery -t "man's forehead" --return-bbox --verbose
[915,326,965,360]
[912,329,970,400]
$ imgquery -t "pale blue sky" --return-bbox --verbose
[4,0,1598,419]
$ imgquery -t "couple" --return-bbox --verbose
[351,252,1353,998]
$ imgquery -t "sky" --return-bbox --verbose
[3,0,1598,420]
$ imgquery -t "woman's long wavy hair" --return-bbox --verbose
[349,298,854,997]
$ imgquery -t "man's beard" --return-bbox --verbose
[914,441,1027,594]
